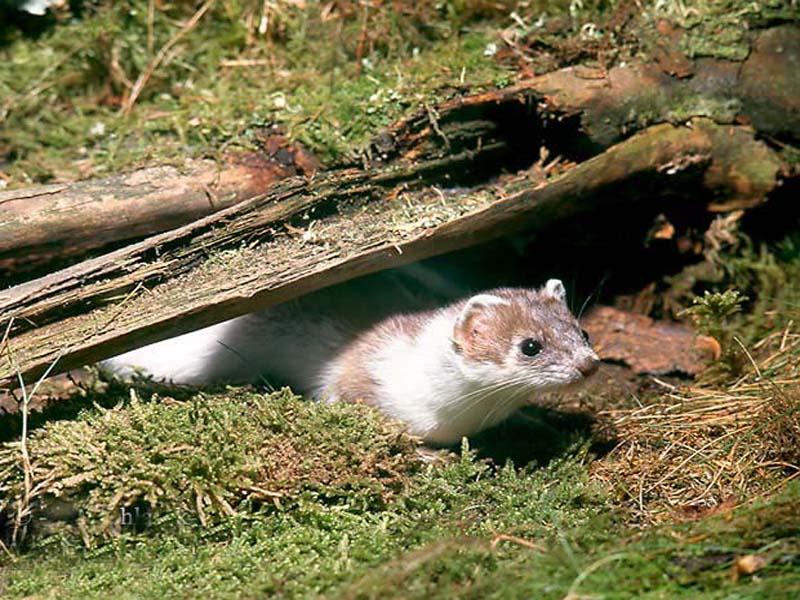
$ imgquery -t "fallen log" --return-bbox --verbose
[0,119,785,389]
[372,24,800,165]
[0,136,320,279]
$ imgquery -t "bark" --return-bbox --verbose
[0,119,786,389]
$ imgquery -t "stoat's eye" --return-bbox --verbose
[520,338,542,357]
[581,329,591,344]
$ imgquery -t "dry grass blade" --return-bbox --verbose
[121,0,216,116]
[593,328,800,525]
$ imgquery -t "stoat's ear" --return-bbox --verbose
[452,294,506,350]
[542,279,566,302]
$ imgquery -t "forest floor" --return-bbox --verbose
[1,1,799,598]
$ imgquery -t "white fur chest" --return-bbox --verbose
[363,313,526,445]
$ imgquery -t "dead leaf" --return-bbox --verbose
[646,213,676,243]
[695,335,722,360]
[732,554,767,581]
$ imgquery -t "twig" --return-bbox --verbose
[122,0,215,115]
[564,552,630,599]
[734,336,762,379]
[110,39,134,91]
[4,314,67,545]
[0,537,15,561]
[5,337,32,545]
[490,533,544,552]
[258,0,270,35]
[780,320,793,351]
[425,103,450,149]
[0,317,13,356]
[354,0,371,77]
[220,58,274,67]
[147,0,156,55]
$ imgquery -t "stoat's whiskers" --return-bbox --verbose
[577,274,607,320]
[477,384,531,432]
[448,375,530,425]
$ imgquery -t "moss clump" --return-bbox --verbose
[651,0,799,61]
[0,388,422,547]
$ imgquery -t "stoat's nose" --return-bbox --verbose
[578,356,600,377]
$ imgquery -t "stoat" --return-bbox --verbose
[104,277,598,445]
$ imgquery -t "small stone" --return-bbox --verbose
[88,122,106,138]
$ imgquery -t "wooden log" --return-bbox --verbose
[0,119,784,390]
[0,138,320,279]
[373,25,800,162]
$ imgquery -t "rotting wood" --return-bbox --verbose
[374,25,800,163]
[0,119,786,389]
[582,305,718,376]
[0,136,321,278]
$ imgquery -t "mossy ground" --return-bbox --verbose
[0,0,523,184]
[1,379,798,598]
[2,1,800,598]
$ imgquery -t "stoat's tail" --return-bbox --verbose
[100,320,245,385]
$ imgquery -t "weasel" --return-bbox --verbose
[104,277,598,445]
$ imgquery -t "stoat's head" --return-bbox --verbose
[450,280,600,389]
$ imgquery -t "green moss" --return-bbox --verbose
[0,384,607,598]
[650,0,799,61]
[2,390,799,599]
[713,232,800,346]
[3,0,798,184]
[276,30,511,164]
[0,2,515,184]
[0,388,422,547]
[347,482,800,599]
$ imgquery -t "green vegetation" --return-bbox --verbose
[6,0,795,185]
[0,1,522,183]
[0,388,422,547]
[680,289,747,373]
[1,382,798,598]
[1,1,799,598]
[669,0,799,60]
